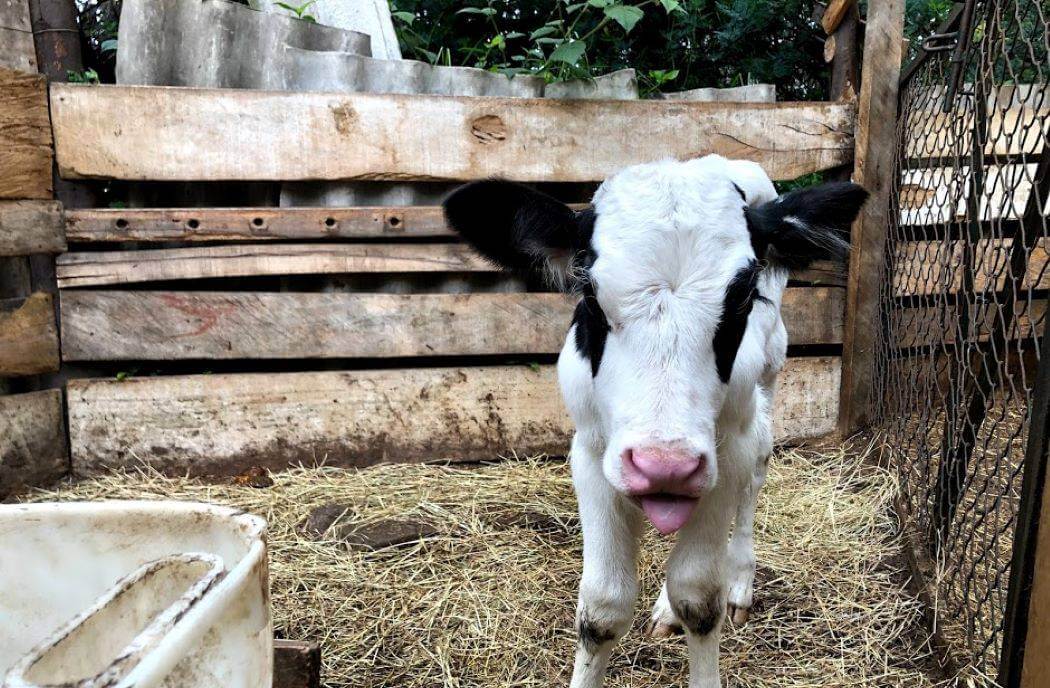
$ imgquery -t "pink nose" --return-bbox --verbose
[621,447,707,496]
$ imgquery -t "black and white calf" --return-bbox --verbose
[443,156,866,687]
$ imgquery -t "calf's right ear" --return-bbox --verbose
[442,180,594,290]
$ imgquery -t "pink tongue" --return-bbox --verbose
[639,495,698,535]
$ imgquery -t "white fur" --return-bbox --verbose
[559,156,786,688]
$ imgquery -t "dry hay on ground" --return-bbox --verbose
[27,446,947,687]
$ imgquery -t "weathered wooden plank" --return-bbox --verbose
[821,0,855,34]
[0,200,65,255]
[0,0,35,72]
[273,640,320,688]
[0,67,52,199]
[894,299,1045,349]
[55,243,495,288]
[49,85,856,183]
[0,389,67,498]
[839,0,904,434]
[65,206,457,242]
[893,238,1050,297]
[0,292,59,375]
[64,204,594,242]
[56,243,844,288]
[67,357,840,476]
[898,163,1048,227]
[59,287,843,361]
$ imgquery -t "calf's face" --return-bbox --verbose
[444,156,866,534]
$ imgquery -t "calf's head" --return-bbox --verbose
[444,156,866,534]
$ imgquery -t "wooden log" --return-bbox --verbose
[55,243,845,289]
[67,357,840,476]
[0,67,52,199]
[0,291,59,375]
[273,640,320,688]
[821,0,855,34]
[59,287,843,361]
[0,0,36,72]
[0,389,67,498]
[838,0,904,434]
[49,85,856,183]
[0,200,65,255]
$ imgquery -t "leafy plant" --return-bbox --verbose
[275,0,317,21]
[67,68,101,84]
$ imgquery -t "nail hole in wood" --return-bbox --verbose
[186,219,200,230]
[115,218,129,229]
[252,217,265,227]
[388,216,402,227]
[324,217,337,228]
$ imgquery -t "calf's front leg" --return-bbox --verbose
[569,438,643,688]
[666,494,734,688]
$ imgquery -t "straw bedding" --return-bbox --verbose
[27,445,948,687]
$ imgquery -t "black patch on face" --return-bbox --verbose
[568,245,608,377]
[577,615,617,652]
[712,260,761,383]
[672,589,724,637]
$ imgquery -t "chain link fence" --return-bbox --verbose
[875,0,1049,683]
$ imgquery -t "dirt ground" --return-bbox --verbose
[27,444,954,687]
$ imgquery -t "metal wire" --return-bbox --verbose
[875,0,1049,682]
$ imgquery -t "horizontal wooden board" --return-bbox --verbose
[67,357,840,476]
[893,238,1050,297]
[0,68,53,199]
[894,299,1045,349]
[0,200,66,256]
[56,243,494,288]
[56,243,844,288]
[898,162,1048,227]
[0,389,68,498]
[0,292,60,376]
[65,206,458,242]
[903,104,1047,161]
[50,84,855,183]
[59,287,843,361]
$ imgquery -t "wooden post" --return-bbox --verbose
[837,0,905,435]
[1019,456,1050,688]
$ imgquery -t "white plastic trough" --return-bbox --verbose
[0,501,271,688]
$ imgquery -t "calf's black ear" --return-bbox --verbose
[745,181,868,270]
[443,179,594,290]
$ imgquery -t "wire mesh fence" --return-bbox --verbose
[875,0,1049,683]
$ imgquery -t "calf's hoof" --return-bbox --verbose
[727,602,750,626]
[647,593,683,638]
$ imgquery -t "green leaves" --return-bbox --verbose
[67,69,100,84]
[603,4,644,32]
[549,40,586,64]
[456,6,498,16]
[274,0,316,21]
[391,11,415,25]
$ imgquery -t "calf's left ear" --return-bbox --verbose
[745,181,868,270]
[443,179,594,290]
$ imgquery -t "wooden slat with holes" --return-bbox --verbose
[59,287,843,361]
[66,356,841,476]
[49,85,856,183]
[893,238,1050,297]
[0,68,53,200]
[55,243,846,288]
[64,204,593,242]
[0,200,66,256]
[0,292,59,375]
[0,389,67,498]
